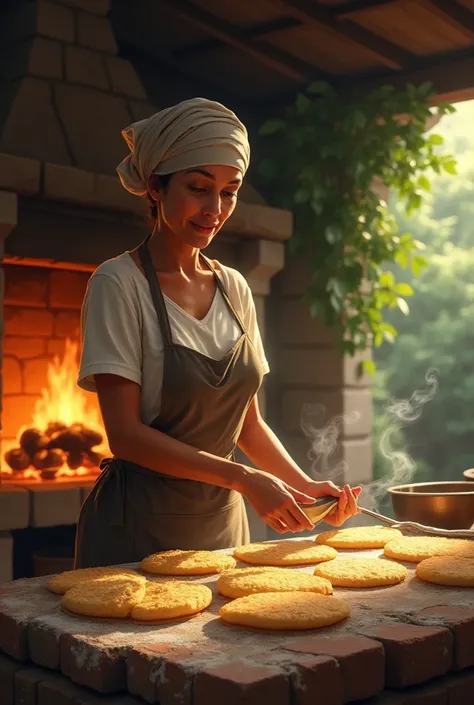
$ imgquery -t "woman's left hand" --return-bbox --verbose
[304,480,362,527]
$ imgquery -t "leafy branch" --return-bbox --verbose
[258,81,456,372]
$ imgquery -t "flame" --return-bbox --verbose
[2,339,110,480]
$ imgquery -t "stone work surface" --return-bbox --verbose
[2,544,474,704]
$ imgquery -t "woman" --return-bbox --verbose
[74,97,361,568]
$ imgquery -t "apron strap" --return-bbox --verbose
[138,235,174,348]
[200,254,247,335]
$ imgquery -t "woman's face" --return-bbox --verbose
[149,165,242,249]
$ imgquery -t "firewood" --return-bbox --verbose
[5,448,30,472]
[19,428,48,456]
[46,421,67,435]
[32,449,65,470]
[83,449,105,469]
[48,429,86,453]
[70,423,103,449]
[66,451,84,470]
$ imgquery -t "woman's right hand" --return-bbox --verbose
[238,468,316,534]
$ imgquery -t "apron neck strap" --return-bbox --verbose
[138,235,174,347]
[199,254,246,334]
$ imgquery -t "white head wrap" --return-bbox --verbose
[116,97,250,196]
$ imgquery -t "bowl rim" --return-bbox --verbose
[388,480,474,496]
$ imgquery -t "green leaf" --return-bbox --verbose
[428,133,444,146]
[296,93,312,115]
[362,359,376,375]
[397,297,410,315]
[417,175,431,192]
[411,255,428,276]
[259,119,286,136]
[395,282,414,296]
[442,158,457,175]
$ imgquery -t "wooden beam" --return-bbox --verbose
[173,17,302,60]
[155,0,325,84]
[416,0,474,39]
[330,0,402,18]
[276,0,412,69]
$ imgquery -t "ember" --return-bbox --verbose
[2,339,109,481]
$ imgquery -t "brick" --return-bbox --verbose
[14,666,52,705]
[1,396,38,438]
[47,338,67,356]
[0,77,71,164]
[194,661,289,705]
[28,616,62,670]
[360,624,453,688]
[261,651,343,705]
[94,174,145,215]
[285,634,384,701]
[0,487,29,531]
[0,653,23,705]
[278,347,370,387]
[77,12,118,54]
[4,308,54,337]
[4,336,46,360]
[157,646,218,705]
[60,632,126,693]
[37,0,75,43]
[0,153,41,195]
[127,100,157,122]
[44,164,95,205]
[65,46,110,90]
[0,532,13,583]
[403,681,448,705]
[3,357,22,395]
[104,56,146,99]
[53,84,132,173]
[0,609,29,661]
[127,643,172,702]
[29,37,63,79]
[23,357,51,395]
[278,298,338,345]
[4,266,49,308]
[49,270,90,310]
[413,607,474,671]
[447,671,474,705]
[54,311,81,338]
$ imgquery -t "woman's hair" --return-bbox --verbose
[145,173,172,224]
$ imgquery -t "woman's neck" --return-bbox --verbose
[147,227,201,278]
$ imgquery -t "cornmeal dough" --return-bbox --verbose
[47,567,145,595]
[233,540,337,566]
[384,536,474,563]
[220,592,350,630]
[131,580,213,620]
[141,549,236,575]
[416,555,474,587]
[218,566,333,599]
[314,557,407,588]
[61,576,146,618]
[316,525,402,549]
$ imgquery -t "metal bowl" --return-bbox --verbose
[463,468,474,481]
[388,481,474,530]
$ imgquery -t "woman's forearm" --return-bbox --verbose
[111,422,252,492]
[237,417,312,492]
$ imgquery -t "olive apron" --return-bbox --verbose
[74,236,264,568]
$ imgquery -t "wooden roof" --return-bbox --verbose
[112,0,474,109]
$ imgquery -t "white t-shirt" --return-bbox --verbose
[78,252,269,425]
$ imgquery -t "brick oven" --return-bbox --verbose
[0,0,292,583]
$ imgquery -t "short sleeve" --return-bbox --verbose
[78,273,142,392]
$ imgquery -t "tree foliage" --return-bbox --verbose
[372,100,474,481]
[258,82,456,366]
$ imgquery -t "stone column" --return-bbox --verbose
[269,254,373,492]
[235,237,285,541]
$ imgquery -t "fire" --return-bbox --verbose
[2,339,110,480]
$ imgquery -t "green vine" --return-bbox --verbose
[258,81,456,373]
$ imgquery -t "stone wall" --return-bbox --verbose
[268,254,373,489]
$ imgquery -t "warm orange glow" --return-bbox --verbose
[2,339,109,480]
